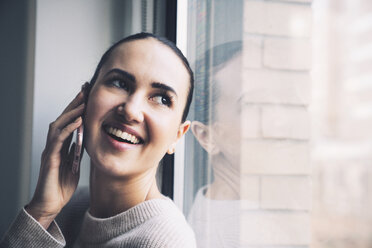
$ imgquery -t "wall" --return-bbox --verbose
[240,0,312,246]
[31,0,128,193]
[0,0,35,237]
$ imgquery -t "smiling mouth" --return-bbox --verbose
[104,126,143,145]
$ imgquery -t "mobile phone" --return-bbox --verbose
[72,124,84,174]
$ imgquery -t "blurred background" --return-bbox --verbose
[1,0,372,247]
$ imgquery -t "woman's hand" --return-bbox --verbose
[25,90,86,229]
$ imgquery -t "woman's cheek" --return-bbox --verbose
[156,115,179,146]
[83,90,108,152]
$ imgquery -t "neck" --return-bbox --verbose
[205,153,241,200]
[89,162,163,218]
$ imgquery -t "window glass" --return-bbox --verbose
[312,0,372,247]
[184,0,372,247]
[184,0,311,247]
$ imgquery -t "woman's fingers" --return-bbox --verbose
[60,142,80,191]
[61,90,84,115]
[42,94,85,173]
[46,103,84,149]
[49,117,83,156]
[57,103,85,128]
[46,89,86,150]
[26,90,88,230]
[48,103,85,139]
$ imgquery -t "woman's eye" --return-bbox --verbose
[111,79,130,91]
[151,95,171,106]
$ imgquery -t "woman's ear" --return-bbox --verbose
[191,121,219,155]
[167,121,191,154]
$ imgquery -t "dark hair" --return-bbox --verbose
[89,32,194,123]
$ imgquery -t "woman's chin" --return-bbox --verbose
[90,154,146,180]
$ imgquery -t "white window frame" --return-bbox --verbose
[173,0,188,212]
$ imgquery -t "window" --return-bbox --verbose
[182,0,311,247]
[180,1,372,248]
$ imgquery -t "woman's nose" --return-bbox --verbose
[116,96,144,123]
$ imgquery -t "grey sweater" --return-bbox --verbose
[0,188,196,248]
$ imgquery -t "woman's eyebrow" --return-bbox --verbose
[104,68,136,82]
[151,82,178,97]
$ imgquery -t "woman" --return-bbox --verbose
[0,33,196,247]
[188,41,243,248]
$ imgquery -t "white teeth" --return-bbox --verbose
[116,130,122,137]
[127,133,139,144]
[106,126,140,144]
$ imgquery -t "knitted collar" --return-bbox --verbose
[78,198,173,244]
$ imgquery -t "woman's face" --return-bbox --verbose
[84,38,190,177]
[192,54,242,168]
[212,54,242,166]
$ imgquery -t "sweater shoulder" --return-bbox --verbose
[135,199,197,248]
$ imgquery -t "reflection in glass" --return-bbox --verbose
[184,0,312,247]
[187,43,242,248]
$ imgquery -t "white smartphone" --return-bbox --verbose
[72,124,84,174]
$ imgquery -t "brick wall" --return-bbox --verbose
[240,0,312,246]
